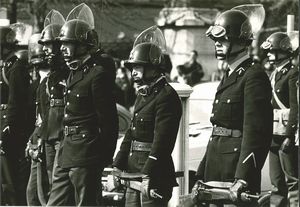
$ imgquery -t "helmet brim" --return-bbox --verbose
[124,59,150,70]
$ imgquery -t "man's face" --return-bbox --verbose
[214,38,230,60]
[60,42,76,63]
[42,42,58,64]
[131,65,144,85]
[267,50,289,65]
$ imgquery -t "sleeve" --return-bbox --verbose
[113,129,132,170]
[285,69,299,139]
[7,61,30,132]
[142,90,182,175]
[235,69,273,182]
[92,68,119,166]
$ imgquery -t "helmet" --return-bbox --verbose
[261,32,292,53]
[124,42,162,70]
[206,10,253,42]
[28,33,46,65]
[124,26,165,70]
[0,26,17,46]
[39,24,62,44]
[57,19,98,48]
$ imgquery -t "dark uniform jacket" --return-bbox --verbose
[0,51,30,153]
[58,54,118,168]
[35,66,69,142]
[113,78,182,190]
[271,62,298,142]
[197,58,273,193]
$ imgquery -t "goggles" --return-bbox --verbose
[261,41,272,50]
[206,25,227,39]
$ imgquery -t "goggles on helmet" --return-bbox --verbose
[261,41,272,50]
[206,25,227,39]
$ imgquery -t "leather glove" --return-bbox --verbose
[280,138,294,153]
[112,167,122,189]
[229,179,248,202]
[141,177,162,200]
[28,138,43,162]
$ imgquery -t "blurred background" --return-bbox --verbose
[0,0,298,83]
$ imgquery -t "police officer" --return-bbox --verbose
[47,4,118,206]
[195,10,273,206]
[113,26,182,207]
[261,32,298,207]
[26,33,49,206]
[0,25,31,205]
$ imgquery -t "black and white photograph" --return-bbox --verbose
[0,0,298,206]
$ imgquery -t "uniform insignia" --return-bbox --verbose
[242,152,257,168]
[236,67,245,75]
[281,67,288,74]
[59,80,67,87]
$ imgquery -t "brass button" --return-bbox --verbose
[227,99,231,103]
[234,148,238,152]
[3,115,6,118]
[82,134,86,138]
[64,114,68,118]
[276,89,280,92]
[67,102,70,106]
[68,90,71,94]
[132,127,136,130]
[76,94,80,97]
[51,86,54,90]
[135,113,138,116]
[215,99,219,104]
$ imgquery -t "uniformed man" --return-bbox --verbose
[25,33,49,206]
[26,10,68,205]
[0,25,31,205]
[261,32,298,207]
[47,4,118,206]
[113,26,182,207]
[195,10,273,206]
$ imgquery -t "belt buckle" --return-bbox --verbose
[50,99,55,107]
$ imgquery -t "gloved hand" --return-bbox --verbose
[191,180,202,203]
[229,179,248,202]
[141,177,162,200]
[112,167,122,189]
[28,138,43,162]
[280,138,294,153]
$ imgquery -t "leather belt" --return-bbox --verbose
[50,99,64,107]
[212,126,242,138]
[0,104,8,110]
[64,126,80,136]
[132,140,152,152]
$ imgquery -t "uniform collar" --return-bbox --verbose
[228,51,250,75]
[276,60,290,72]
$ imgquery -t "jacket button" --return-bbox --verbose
[64,92,66,95]
[209,137,212,141]
[68,90,71,94]
[76,94,80,97]
[50,94,54,98]
[132,127,136,130]
[211,113,214,117]
[82,134,86,138]
[67,102,70,106]
[3,115,6,118]
[51,86,54,90]
[215,99,219,104]
[276,89,280,92]
[64,114,68,118]
[135,113,138,116]
[227,99,231,103]
[140,118,143,121]
[234,148,238,152]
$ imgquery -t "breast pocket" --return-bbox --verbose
[136,114,154,137]
[68,90,90,114]
[218,95,243,121]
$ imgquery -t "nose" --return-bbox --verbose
[60,44,66,52]
[215,41,221,46]
[131,70,137,77]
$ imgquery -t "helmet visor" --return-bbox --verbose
[206,25,227,39]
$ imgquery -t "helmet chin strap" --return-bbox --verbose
[67,54,91,71]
